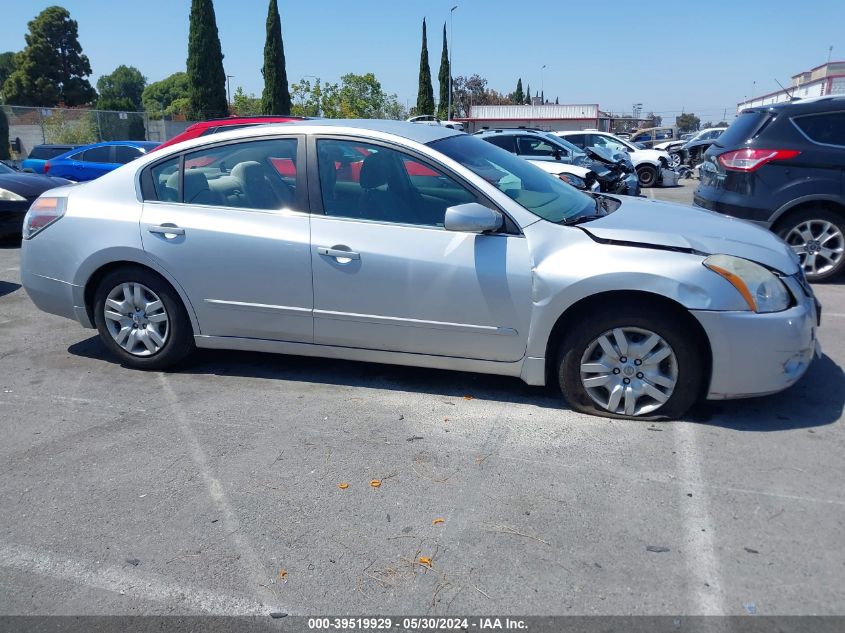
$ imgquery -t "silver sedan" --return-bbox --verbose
[20,120,821,419]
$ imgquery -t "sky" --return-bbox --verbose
[2,0,845,124]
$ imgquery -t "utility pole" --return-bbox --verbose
[540,64,546,102]
[447,5,457,119]
[226,74,234,109]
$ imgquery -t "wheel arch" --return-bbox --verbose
[81,257,200,335]
[542,290,712,398]
[770,197,845,231]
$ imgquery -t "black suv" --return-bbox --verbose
[694,96,845,281]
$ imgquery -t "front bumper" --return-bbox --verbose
[692,284,819,399]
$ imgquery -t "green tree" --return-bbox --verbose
[290,78,324,116]
[97,65,146,111]
[555,96,559,104]
[416,18,435,116]
[676,112,699,132]
[2,6,96,106]
[0,53,16,97]
[512,78,524,105]
[232,86,262,115]
[42,109,96,144]
[437,22,449,119]
[186,0,228,119]
[142,72,190,118]
[451,74,510,118]
[0,109,10,160]
[525,83,531,105]
[261,0,291,115]
[716,120,729,127]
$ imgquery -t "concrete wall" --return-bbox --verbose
[461,119,600,134]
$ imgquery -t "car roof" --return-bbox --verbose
[475,128,547,136]
[745,94,845,114]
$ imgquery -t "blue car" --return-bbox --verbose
[45,141,160,181]
[21,144,80,174]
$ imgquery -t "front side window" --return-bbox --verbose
[316,139,475,227]
[81,146,113,163]
[793,111,845,146]
[147,138,299,210]
[432,134,595,224]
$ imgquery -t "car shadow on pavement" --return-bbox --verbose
[68,336,564,410]
[0,281,21,298]
[68,337,844,425]
[686,353,844,431]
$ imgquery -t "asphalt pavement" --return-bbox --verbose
[0,183,843,618]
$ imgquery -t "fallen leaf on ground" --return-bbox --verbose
[432,518,445,525]
[338,482,349,490]
[463,396,474,400]
[278,568,288,580]
[370,479,381,488]
[418,556,432,568]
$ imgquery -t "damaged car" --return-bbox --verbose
[21,121,819,420]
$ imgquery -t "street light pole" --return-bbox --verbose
[226,75,234,110]
[540,64,546,103]
[447,5,457,120]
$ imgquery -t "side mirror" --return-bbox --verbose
[444,203,503,234]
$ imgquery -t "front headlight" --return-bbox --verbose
[0,188,27,202]
[558,173,586,189]
[704,254,790,313]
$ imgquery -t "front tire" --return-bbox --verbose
[776,208,845,282]
[669,152,682,169]
[93,266,194,369]
[636,164,658,188]
[558,306,703,420]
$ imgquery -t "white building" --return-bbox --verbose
[456,104,610,134]
[737,61,845,111]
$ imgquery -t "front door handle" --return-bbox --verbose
[148,224,185,237]
[317,246,360,260]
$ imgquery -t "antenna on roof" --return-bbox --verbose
[774,78,795,101]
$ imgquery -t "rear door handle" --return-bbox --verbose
[148,224,185,237]
[317,246,360,260]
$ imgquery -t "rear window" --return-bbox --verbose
[714,111,772,148]
[28,146,74,160]
[792,111,845,147]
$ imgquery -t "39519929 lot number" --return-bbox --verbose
[307,617,471,629]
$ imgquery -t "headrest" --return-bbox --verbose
[359,152,392,189]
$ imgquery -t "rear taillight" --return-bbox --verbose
[23,197,67,239]
[717,148,800,172]
[43,161,51,173]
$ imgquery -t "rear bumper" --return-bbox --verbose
[21,266,92,328]
[693,189,773,225]
[692,294,818,400]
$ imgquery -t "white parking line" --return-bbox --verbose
[0,541,272,615]
[673,422,726,615]
[156,373,280,606]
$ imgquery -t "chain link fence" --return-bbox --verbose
[2,105,196,161]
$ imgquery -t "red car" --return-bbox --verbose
[151,115,307,153]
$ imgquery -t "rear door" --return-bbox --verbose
[140,135,313,342]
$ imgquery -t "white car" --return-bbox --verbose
[656,128,726,168]
[407,115,465,132]
[555,130,673,188]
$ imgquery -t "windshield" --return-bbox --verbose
[593,134,636,153]
[431,134,595,223]
[542,133,586,158]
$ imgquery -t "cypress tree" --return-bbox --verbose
[555,96,559,104]
[416,18,435,116]
[186,0,228,120]
[525,83,531,105]
[261,0,291,115]
[436,22,449,120]
[513,78,524,105]
[541,90,544,104]
[0,109,9,160]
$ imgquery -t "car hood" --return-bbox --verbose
[579,197,798,274]
[0,173,72,198]
[631,148,670,162]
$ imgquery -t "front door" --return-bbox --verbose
[140,136,313,342]
[308,137,532,362]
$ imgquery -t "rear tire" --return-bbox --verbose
[776,208,845,282]
[93,266,194,369]
[557,306,703,420]
[636,164,659,188]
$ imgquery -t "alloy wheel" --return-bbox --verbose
[669,153,682,169]
[579,327,678,417]
[103,282,169,356]
[784,219,845,279]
